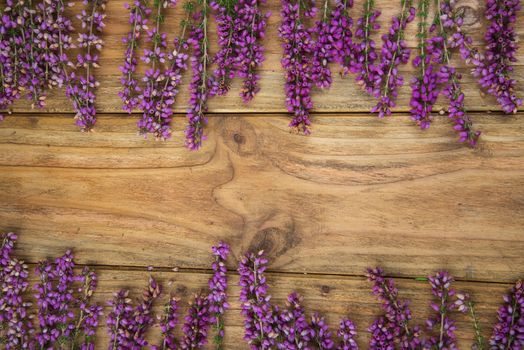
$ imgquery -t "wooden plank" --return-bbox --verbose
[1,114,523,282]
[4,0,524,114]
[19,267,514,349]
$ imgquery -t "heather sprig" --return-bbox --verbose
[279,0,317,134]
[351,0,381,95]
[277,292,313,349]
[0,233,34,349]
[434,0,481,146]
[409,0,441,129]
[489,280,524,350]
[475,0,522,114]
[186,0,214,150]
[238,250,278,349]
[455,293,485,350]
[329,0,354,76]
[138,0,190,139]
[366,267,422,350]
[368,317,395,350]
[119,0,151,113]
[70,267,102,350]
[311,312,334,349]
[311,0,334,89]
[234,0,270,102]
[106,289,135,349]
[371,0,415,118]
[208,242,230,349]
[337,318,358,350]
[67,0,107,131]
[181,292,211,349]
[154,296,180,350]
[425,271,458,350]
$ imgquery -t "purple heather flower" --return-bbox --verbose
[208,242,230,349]
[369,317,395,350]
[366,267,422,350]
[476,0,522,113]
[455,293,486,350]
[311,312,334,349]
[311,0,334,89]
[425,271,458,350]
[238,250,279,349]
[138,0,189,139]
[153,295,180,350]
[181,293,211,349]
[65,0,107,131]
[409,0,441,130]
[329,0,354,76]
[119,0,151,113]
[371,0,415,118]
[351,0,381,95]
[186,7,214,150]
[233,0,270,102]
[337,318,358,350]
[279,0,317,134]
[490,280,524,350]
[277,292,313,349]
[211,0,237,96]
[0,233,35,349]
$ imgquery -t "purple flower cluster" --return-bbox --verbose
[371,0,415,118]
[310,0,335,89]
[208,242,230,349]
[211,0,236,96]
[425,271,458,350]
[186,5,214,150]
[137,0,189,140]
[119,0,151,113]
[475,0,522,114]
[329,0,354,76]
[181,293,211,349]
[409,0,440,130]
[368,317,394,350]
[107,276,161,349]
[351,0,381,94]
[233,0,270,102]
[337,318,358,350]
[0,233,34,349]
[311,312,334,349]
[366,267,421,350]
[455,292,486,350]
[238,250,279,349]
[279,0,317,134]
[154,296,180,350]
[278,292,313,349]
[490,279,524,350]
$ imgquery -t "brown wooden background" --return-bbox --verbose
[1,0,523,348]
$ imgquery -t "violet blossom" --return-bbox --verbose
[425,271,458,350]
[351,0,381,95]
[119,0,151,113]
[368,317,395,350]
[455,292,485,350]
[211,0,237,96]
[208,242,230,349]
[337,318,358,350]
[186,2,214,150]
[329,0,354,76]
[311,312,334,349]
[277,292,313,349]
[238,250,278,349]
[153,296,180,350]
[66,0,107,131]
[279,0,317,134]
[311,0,334,89]
[489,279,524,350]
[233,0,270,102]
[181,293,211,349]
[371,0,415,118]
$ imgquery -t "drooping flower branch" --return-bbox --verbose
[311,0,334,89]
[351,0,381,95]
[186,0,214,150]
[138,0,190,139]
[371,0,415,118]
[489,279,524,350]
[434,0,481,146]
[279,0,317,134]
[425,271,458,350]
[234,0,270,102]
[119,0,151,113]
[409,0,440,130]
[330,0,354,76]
[208,242,230,350]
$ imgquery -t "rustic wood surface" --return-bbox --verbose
[1,0,524,347]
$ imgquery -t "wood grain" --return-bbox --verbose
[1,113,523,282]
[4,0,524,115]
[21,267,514,349]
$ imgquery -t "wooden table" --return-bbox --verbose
[0,0,523,348]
